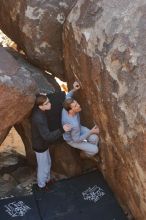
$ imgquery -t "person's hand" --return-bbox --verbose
[73,81,80,91]
[63,124,72,132]
[90,125,99,134]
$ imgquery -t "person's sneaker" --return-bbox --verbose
[36,184,50,192]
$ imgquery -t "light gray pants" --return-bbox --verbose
[35,149,51,188]
[67,126,99,157]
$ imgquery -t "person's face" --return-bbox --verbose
[42,98,51,110]
[70,100,81,113]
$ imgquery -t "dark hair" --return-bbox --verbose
[63,98,74,112]
[35,94,47,106]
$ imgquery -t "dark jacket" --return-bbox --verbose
[46,91,65,131]
[31,107,64,153]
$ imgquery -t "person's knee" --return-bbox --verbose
[89,134,99,145]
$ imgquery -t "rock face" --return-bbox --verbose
[14,120,36,167]
[0,0,77,79]
[63,0,146,219]
[51,141,82,178]
[0,47,36,133]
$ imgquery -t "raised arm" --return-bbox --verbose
[66,81,80,99]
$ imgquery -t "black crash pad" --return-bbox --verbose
[33,171,128,220]
[0,195,41,220]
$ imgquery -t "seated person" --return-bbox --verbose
[61,82,99,159]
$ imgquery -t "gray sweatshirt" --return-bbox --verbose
[61,91,91,143]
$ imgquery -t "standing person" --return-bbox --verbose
[62,82,99,160]
[31,94,71,190]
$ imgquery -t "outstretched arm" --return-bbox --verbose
[36,116,63,143]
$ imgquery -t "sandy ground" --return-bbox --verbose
[0,127,26,155]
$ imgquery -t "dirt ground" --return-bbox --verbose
[0,127,25,155]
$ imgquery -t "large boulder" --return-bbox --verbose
[0,0,77,79]
[63,0,146,219]
[0,47,36,133]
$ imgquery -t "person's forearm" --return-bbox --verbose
[71,130,92,143]
[66,90,74,99]
[37,120,63,143]
[43,129,62,142]
[66,83,79,99]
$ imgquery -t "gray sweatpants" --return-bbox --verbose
[35,149,51,188]
[67,126,99,156]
